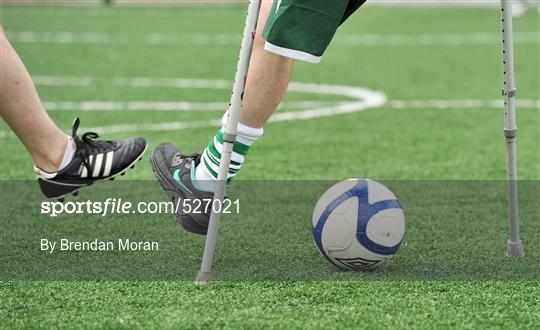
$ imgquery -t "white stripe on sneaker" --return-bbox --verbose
[92,154,103,177]
[82,155,93,178]
[102,151,114,177]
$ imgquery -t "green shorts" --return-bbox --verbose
[262,0,367,63]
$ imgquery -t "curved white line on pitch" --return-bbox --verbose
[0,77,386,136]
[3,76,537,138]
[8,76,383,135]
[83,81,386,134]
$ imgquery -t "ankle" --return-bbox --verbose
[194,119,264,187]
[34,157,61,173]
[33,134,71,172]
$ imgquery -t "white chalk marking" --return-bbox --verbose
[7,31,539,46]
[42,100,343,111]
[2,76,538,138]
[389,99,540,109]
[2,76,386,136]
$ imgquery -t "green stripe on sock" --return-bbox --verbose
[204,149,220,167]
[208,139,241,166]
[201,129,254,181]
[206,147,241,172]
[203,157,218,179]
[206,150,239,174]
[216,130,250,156]
[203,155,237,177]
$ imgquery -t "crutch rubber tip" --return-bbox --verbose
[194,271,212,285]
[506,240,525,257]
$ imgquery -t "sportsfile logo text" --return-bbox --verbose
[40,198,240,217]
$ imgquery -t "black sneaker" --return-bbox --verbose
[150,143,215,235]
[34,118,147,200]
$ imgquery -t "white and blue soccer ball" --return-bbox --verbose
[312,179,405,270]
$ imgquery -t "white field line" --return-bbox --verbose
[0,76,385,137]
[42,100,342,111]
[0,99,540,138]
[36,99,540,112]
[79,119,224,136]
[32,76,230,88]
[87,81,386,134]
[7,31,540,46]
[389,99,540,109]
[338,32,540,46]
[2,76,539,137]
[0,1,504,8]
[39,99,540,112]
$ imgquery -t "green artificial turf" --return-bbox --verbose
[0,4,539,329]
[2,281,539,329]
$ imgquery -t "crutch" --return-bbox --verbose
[500,0,524,257]
[195,0,262,285]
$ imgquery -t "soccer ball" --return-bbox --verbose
[312,179,405,270]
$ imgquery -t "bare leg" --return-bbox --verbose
[195,1,295,186]
[0,26,68,172]
[239,0,294,128]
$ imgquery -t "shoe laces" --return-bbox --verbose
[71,117,116,174]
[172,153,201,167]
[184,153,202,165]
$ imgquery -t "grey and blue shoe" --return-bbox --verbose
[150,143,214,235]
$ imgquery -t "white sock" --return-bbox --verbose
[195,113,263,192]
[58,136,76,171]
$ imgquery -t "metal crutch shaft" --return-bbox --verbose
[195,0,262,285]
[500,0,524,257]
